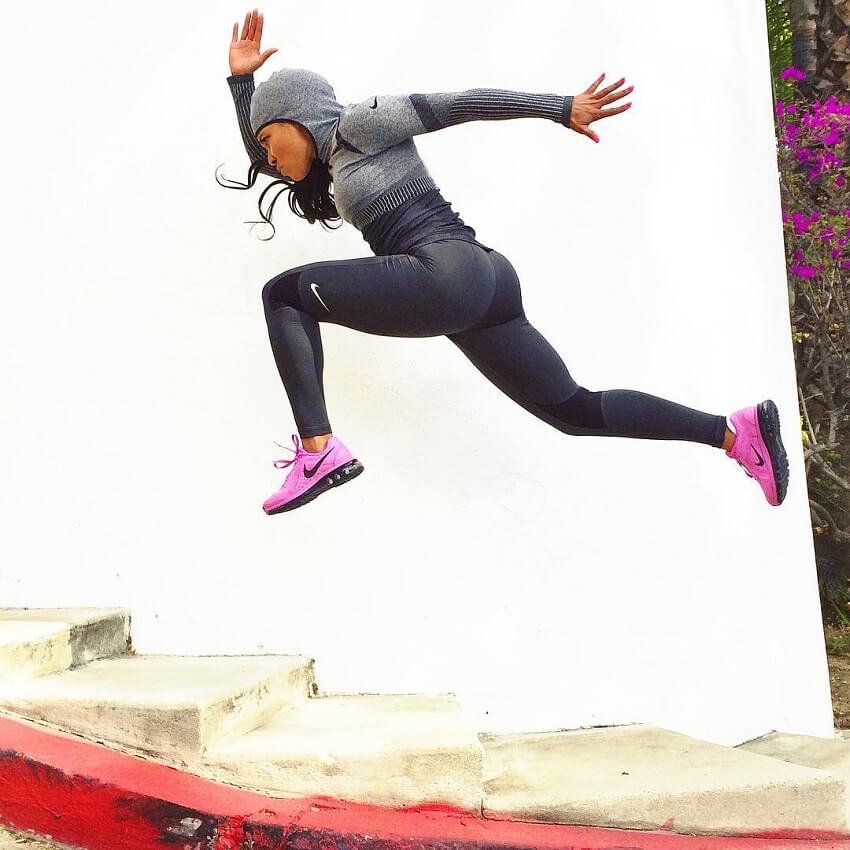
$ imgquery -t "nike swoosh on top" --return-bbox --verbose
[310,282,330,312]
[304,449,333,478]
[370,96,378,109]
[752,444,765,466]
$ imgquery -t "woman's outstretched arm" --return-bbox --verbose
[227,9,279,177]
[338,88,574,155]
[226,72,280,178]
[341,72,635,153]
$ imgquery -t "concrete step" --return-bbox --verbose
[0,654,315,766]
[479,723,849,835]
[201,692,484,812]
[737,730,850,779]
[0,608,129,678]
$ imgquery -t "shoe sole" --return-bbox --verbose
[264,458,364,515]
[757,399,789,505]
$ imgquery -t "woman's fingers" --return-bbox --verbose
[596,84,634,107]
[598,102,632,118]
[594,77,627,98]
[576,123,599,143]
[234,8,264,46]
[584,73,606,95]
[232,21,238,43]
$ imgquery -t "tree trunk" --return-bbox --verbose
[790,0,850,103]
[790,0,820,99]
[820,0,850,97]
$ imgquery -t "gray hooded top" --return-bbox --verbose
[227,67,573,254]
[249,68,343,166]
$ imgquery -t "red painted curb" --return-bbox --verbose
[0,714,849,850]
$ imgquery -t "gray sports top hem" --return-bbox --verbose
[352,175,436,229]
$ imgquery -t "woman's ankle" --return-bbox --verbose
[302,433,333,452]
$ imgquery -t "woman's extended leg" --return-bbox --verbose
[446,248,729,448]
[446,247,789,505]
[448,314,729,447]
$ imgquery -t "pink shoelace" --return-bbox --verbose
[272,433,309,470]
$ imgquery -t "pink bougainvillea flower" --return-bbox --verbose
[792,217,811,236]
[792,212,812,235]
[791,263,819,278]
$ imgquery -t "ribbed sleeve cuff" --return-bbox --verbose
[560,95,574,127]
[227,73,254,85]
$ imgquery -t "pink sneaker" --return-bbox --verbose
[725,400,789,506]
[262,433,364,515]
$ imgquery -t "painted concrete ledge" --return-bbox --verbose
[738,730,850,777]
[0,609,129,678]
[480,725,849,834]
[1,714,849,850]
[201,692,484,812]
[0,654,316,765]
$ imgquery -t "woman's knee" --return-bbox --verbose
[262,269,305,313]
[539,386,605,429]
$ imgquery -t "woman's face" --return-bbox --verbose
[256,120,316,181]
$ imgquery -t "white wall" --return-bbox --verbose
[0,0,831,746]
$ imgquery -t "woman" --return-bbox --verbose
[219,8,789,515]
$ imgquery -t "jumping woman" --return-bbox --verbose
[219,8,790,515]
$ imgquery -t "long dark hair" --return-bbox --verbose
[215,154,342,241]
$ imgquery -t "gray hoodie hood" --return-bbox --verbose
[250,68,343,165]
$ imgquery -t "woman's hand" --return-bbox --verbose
[569,73,634,143]
[229,8,278,76]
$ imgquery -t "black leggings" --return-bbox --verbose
[260,239,728,447]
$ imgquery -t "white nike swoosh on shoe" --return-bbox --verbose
[310,282,330,312]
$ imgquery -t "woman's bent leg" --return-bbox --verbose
[261,243,495,438]
[447,249,728,448]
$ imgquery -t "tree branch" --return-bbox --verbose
[809,498,850,541]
